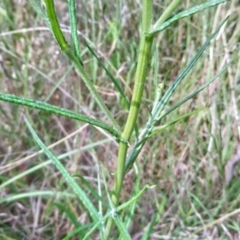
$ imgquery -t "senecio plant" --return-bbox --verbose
[0,0,232,239]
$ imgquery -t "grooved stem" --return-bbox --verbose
[104,0,153,238]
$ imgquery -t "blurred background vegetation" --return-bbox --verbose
[1,0,240,239]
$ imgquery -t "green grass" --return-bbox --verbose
[1,0,240,239]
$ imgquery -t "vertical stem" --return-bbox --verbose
[104,0,153,238]
[113,0,153,206]
[113,35,153,204]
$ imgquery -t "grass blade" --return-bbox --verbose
[24,116,103,231]
[29,0,50,29]
[83,38,130,109]
[141,196,167,240]
[64,48,122,133]
[117,185,154,212]
[63,223,94,240]
[144,108,205,141]
[68,0,83,66]
[152,18,228,120]
[113,215,132,240]
[109,185,154,239]
[150,0,226,36]
[158,55,235,121]
[0,139,110,188]
[55,202,86,238]
[0,191,75,204]
[0,93,123,141]
[73,174,109,208]
[126,53,234,171]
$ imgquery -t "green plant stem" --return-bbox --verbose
[112,0,183,207]
[104,35,154,237]
[104,0,153,238]
[44,0,70,51]
[113,36,154,204]
[104,1,184,237]
[113,0,153,205]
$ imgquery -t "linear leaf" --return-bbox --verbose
[63,223,94,240]
[0,139,110,189]
[82,38,130,109]
[24,117,103,232]
[158,55,235,120]
[64,48,122,132]
[0,191,75,204]
[117,185,154,212]
[150,0,226,36]
[113,215,132,240]
[29,0,51,29]
[54,202,86,238]
[141,196,167,240]
[141,108,205,143]
[0,93,122,141]
[125,18,229,171]
[68,0,83,66]
[73,174,109,208]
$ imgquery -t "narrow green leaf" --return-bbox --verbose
[24,117,103,230]
[54,202,82,228]
[83,38,130,109]
[142,108,205,142]
[7,0,123,140]
[55,202,86,238]
[64,48,122,133]
[29,0,50,29]
[63,186,118,240]
[73,174,109,208]
[129,109,203,150]
[123,168,141,230]
[68,0,83,66]
[63,223,94,240]
[150,0,226,36]
[113,215,132,240]
[0,93,122,141]
[82,212,112,240]
[158,54,235,120]
[141,196,167,240]
[104,185,154,238]
[152,0,181,35]
[152,18,228,120]
[125,18,229,171]
[0,191,75,204]
[117,185,155,212]
[0,139,110,189]
[125,53,233,170]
